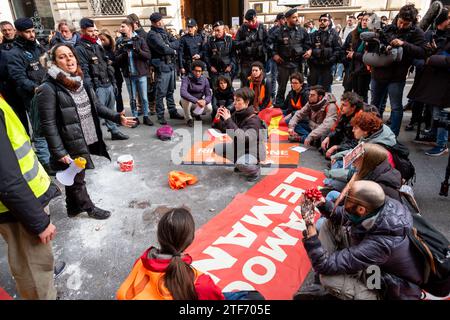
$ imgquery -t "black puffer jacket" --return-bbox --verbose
[372,18,426,82]
[305,197,425,299]
[363,159,402,201]
[36,77,121,170]
[327,110,361,152]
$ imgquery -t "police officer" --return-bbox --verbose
[308,13,342,92]
[234,9,268,87]
[271,9,312,107]
[7,18,53,173]
[76,18,128,140]
[204,20,236,90]
[179,18,204,77]
[147,12,184,125]
[267,13,286,99]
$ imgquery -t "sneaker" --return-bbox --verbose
[169,112,184,120]
[425,146,448,157]
[86,206,111,220]
[158,118,168,125]
[414,134,436,145]
[111,131,129,140]
[143,116,154,126]
[54,261,66,279]
[187,119,194,127]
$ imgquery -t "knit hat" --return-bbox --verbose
[14,18,34,31]
[79,18,94,29]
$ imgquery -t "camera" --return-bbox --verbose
[360,31,404,67]
[117,39,134,50]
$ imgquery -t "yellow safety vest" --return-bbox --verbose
[0,97,51,213]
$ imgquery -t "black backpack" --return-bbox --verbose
[407,213,450,297]
[383,142,416,184]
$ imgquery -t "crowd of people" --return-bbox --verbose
[0,2,449,301]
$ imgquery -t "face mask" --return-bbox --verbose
[345,210,366,224]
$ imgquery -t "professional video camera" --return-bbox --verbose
[117,38,134,50]
[360,13,404,68]
[438,108,450,197]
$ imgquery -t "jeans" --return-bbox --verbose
[155,70,177,120]
[266,59,278,99]
[125,76,149,117]
[370,79,406,136]
[32,136,50,165]
[432,106,449,148]
[336,63,344,79]
[96,85,118,134]
[292,120,311,139]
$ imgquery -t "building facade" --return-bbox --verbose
[2,0,435,34]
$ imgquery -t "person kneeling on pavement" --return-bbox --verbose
[37,44,136,220]
[297,180,425,300]
[180,60,213,127]
[288,85,338,147]
[212,87,267,181]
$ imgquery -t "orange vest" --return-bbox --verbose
[249,81,272,108]
[116,259,202,300]
[290,97,302,110]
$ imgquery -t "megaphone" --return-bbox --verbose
[56,157,87,186]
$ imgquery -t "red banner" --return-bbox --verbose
[258,108,289,142]
[187,168,325,300]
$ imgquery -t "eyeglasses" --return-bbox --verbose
[344,193,370,207]
[193,69,203,73]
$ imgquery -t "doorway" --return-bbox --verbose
[182,0,244,29]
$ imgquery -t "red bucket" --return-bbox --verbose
[117,155,134,172]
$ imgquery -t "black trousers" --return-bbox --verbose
[65,171,94,212]
[352,73,371,103]
[275,64,298,107]
[239,62,252,87]
[308,64,333,92]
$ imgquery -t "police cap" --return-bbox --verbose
[14,17,34,31]
[79,18,95,29]
[285,8,298,18]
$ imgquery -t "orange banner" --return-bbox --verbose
[258,108,290,142]
[187,168,325,300]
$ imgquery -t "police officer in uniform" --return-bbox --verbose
[179,18,204,77]
[205,21,236,91]
[7,18,53,173]
[267,13,286,99]
[76,18,128,140]
[147,12,184,125]
[308,13,342,92]
[234,9,268,87]
[272,9,312,107]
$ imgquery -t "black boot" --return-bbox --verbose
[169,112,184,120]
[143,116,154,126]
[158,118,168,125]
[130,117,140,128]
[111,131,129,140]
[86,206,111,220]
[54,261,66,279]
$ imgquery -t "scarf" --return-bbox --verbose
[251,73,264,112]
[47,63,84,92]
[248,21,259,30]
[357,26,369,53]
[308,95,328,113]
[81,34,98,44]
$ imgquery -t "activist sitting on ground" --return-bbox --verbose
[320,92,364,159]
[212,87,266,182]
[248,61,272,113]
[287,85,339,147]
[211,75,235,120]
[180,60,213,127]
[281,72,309,120]
[296,180,425,300]
[325,111,397,187]
[117,207,225,300]
[36,44,136,220]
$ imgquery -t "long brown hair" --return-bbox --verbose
[355,143,388,180]
[157,207,197,300]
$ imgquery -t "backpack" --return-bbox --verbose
[407,213,450,297]
[156,125,173,141]
[383,142,416,184]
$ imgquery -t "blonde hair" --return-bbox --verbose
[355,143,388,180]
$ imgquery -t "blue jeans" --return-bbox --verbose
[433,106,449,148]
[316,190,341,232]
[293,120,311,140]
[95,85,118,134]
[125,76,149,117]
[370,79,405,136]
[33,136,50,165]
[266,59,278,99]
[336,63,344,79]
[155,70,177,120]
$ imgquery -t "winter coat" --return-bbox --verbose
[371,19,426,82]
[408,29,450,108]
[249,76,272,112]
[282,86,310,116]
[327,109,362,152]
[49,32,80,47]
[289,93,339,141]
[36,76,121,170]
[75,37,116,89]
[0,107,60,234]
[180,74,212,105]
[213,86,234,109]
[147,26,179,72]
[115,35,151,78]
[308,27,342,66]
[234,22,268,63]
[305,197,425,299]
[343,29,370,76]
[213,105,266,162]
[362,159,402,201]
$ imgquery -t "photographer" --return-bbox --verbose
[76,18,129,140]
[296,180,424,300]
[234,9,268,87]
[370,4,427,136]
[308,13,342,92]
[116,18,153,126]
[408,7,449,156]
